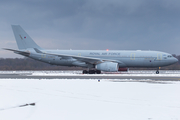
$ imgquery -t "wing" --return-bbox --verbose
[34,48,122,65]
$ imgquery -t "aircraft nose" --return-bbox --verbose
[173,57,178,63]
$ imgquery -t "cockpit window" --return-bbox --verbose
[167,55,172,57]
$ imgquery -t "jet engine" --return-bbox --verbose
[95,62,118,72]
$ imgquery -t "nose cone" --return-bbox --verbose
[173,57,178,63]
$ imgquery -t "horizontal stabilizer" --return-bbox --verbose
[3,48,30,56]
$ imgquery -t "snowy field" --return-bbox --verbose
[0,79,180,120]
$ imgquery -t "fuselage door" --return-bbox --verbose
[157,53,162,60]
[41,53,46,58]
[130,53,135,60]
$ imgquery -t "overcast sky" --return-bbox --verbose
[0,0,180,58]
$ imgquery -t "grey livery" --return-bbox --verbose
[4,25,178,74]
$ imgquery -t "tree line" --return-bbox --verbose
[0,55,179,70]
[0,57,81,70]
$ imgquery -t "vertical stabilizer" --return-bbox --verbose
[11,25,42,50]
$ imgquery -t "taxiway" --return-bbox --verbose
[0,71,180,81]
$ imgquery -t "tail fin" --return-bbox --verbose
[11,25,42,50]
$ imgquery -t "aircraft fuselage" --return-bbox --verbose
[28,49,178,68]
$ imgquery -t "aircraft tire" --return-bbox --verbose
[96,70,101,74]
[156,70,159,74]
[83,70,88,74]
[89,70,95,74]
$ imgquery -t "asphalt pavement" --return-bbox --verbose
[0,73,180,81]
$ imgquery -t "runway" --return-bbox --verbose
[0,70,180,81]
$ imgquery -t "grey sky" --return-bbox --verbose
[0,0,180,58]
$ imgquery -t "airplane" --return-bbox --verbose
[3,25,178,74]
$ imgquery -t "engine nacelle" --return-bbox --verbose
[95,62,118,72]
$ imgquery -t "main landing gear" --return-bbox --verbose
[82,70,101,74]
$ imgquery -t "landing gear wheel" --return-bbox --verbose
[96,70,101,74]
[156,70,159,74]
[89,70,95,74]
[83,70,88,74]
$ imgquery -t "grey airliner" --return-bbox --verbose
[4,25,178,74]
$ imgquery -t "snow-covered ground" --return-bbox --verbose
[0,79,180,120]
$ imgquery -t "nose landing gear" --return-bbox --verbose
[156,67,161,74]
